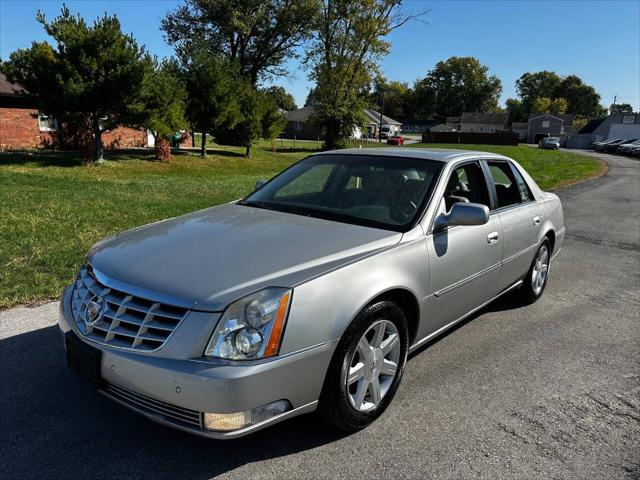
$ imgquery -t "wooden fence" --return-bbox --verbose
[421,131,519,146]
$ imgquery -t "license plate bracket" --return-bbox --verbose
[65,331,104,388]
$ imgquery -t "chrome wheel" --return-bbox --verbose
[531,245,549,295]
[346,319,401,412]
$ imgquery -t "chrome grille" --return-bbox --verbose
[71,265,187,351]
[104,383,203,429]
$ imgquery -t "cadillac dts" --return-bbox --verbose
[59,148,564,438]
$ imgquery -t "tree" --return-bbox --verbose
[554,75,602,117]
[263,85,297,111]
[515,71,604,118]
[261,94,287,150]
[1,6,152,162]
[405,78,436,120]
[142,60,188,161]
[415,57,502,119]
[304,87,319,106]
[162,0,320,85]
[532,97,567,115]
[515,71,562,114]
[368,76,410,121]
[182,51,241,157]
[222,84,265,157]
[609,103,633,115]
[505,98,527,123]
[306,0,424,149]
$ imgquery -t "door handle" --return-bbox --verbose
[487,231,499,244]
[533,216,541,226]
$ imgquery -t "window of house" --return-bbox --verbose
[622,115,636,124]
[38,115,58,132]
[541,120,550,128]
[294,121,303,131]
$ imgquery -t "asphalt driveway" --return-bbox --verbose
[1,151,638,479]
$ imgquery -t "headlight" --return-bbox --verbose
[204,288,292,360]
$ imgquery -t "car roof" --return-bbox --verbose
[313,147,511,164]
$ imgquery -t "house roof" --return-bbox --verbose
[459,112,508,125]
[0,72,27,96]
[578,118,605,134]
[445,116,461,124]
[285,106,402,126]
[284,105,315,122]
[511,122,528,129]
[362,108,401,126]
[430,123,456,132]
[528,113,574,126]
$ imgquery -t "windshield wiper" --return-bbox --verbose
[238,200,278,211]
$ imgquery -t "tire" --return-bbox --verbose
[517,238,551,305]
[318,300,409,431]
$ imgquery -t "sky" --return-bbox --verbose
[1,0,638,111]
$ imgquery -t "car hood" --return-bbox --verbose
[88,203,402,311]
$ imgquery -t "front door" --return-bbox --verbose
[427,161,503,331]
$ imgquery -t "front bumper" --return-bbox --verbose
[58,286,337,438]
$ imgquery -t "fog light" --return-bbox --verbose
[203,400,292,432]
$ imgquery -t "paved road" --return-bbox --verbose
[1,152,638,479]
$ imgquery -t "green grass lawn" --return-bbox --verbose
[0,142,603,309]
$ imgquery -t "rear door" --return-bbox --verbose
[485,160,544,290]
[427,161,503,330]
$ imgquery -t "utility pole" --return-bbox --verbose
[378,90,385,143]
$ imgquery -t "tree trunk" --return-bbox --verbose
[191,129,196,148]
[245,144,251,158]
[92,115,104,163]
[324,121,338,150]
[200,127,207,158]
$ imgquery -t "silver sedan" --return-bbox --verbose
[58,148,564,438]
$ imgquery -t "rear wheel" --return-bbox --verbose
[518,239,551,304]
[318,301,408,431]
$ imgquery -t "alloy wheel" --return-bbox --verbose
[531,245,549,295]
[346,319,401,412]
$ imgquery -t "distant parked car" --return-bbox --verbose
[387,135,405,145]
[631,146,640,157]
[603,138,637,153]
[592,138,622,152]
[616,140,640,155]
[539,137,560,150]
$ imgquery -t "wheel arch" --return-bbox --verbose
[354,287,421,346]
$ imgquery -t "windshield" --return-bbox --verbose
[241,154,443,231]
[381,125,391,132]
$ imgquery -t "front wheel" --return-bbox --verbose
[517,239,551,304]
[318,301,408,431]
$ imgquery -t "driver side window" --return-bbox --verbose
[442,162,491,212]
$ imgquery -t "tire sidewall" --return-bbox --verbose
[525,239,551,301]
[324,301,409,431]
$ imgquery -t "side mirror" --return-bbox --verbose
[255,179,267,190]
[434,202,489,230]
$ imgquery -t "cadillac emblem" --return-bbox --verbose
[84,297,104,327]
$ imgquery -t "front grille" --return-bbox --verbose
[71,265,188,351]
[104,383,203,429]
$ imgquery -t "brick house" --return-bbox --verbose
[0,73,148,150]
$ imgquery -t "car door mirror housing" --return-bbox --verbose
[435,202,490,230]
[255,179,267,190]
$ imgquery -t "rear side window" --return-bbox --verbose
[510,165,534,202]
[487,162,521,208]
